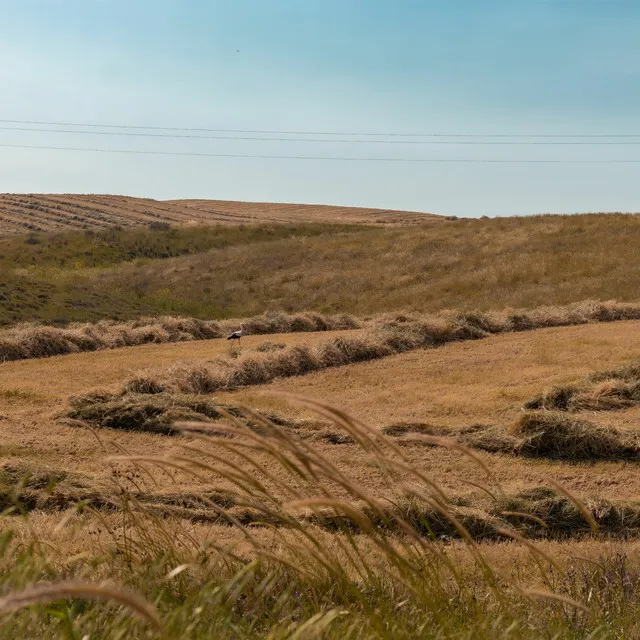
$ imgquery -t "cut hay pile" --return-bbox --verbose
[385,414,640,462]
[510,412,640,460]
[0,462,117,513]
[64,390,310,437]
[525,360,640,412]
[497,487,640,538]
[65,392,231,435]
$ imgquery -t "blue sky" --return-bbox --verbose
[1,0,639,216]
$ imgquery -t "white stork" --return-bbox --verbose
[227,324,244,345]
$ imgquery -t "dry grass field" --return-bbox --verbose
[3,204,640,637]
[2,315,640,508]
[0,194,435,233]
[2,313,640,636]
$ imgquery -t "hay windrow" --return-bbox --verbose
[0,462,118,513]
[64,391,312,437]
[3,299,640,365]
[7,460,640,541]
[66,389,640,464]
[119,334,398,396]
[65,392,228,435]
[525,359,640,412]
[110,301,640,398]
[510,412,640,460]
[497,488,640,538]
[386,415,640,462]
[0,312,361,363]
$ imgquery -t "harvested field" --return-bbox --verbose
[0,194,435,234]
[3,303,640,637]
[117,300,640,396]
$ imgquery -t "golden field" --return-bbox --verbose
[2,316,640,508]
[1,207,640,637]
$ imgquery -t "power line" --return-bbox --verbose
[3,142,640,162]
[3,125,640,144]
[1,118,640,139]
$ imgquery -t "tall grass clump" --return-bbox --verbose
[105,397,630,637]
[3,398,640,637]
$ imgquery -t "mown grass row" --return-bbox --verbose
[65,389,640,464]
[526,360,640,412]
[121,300,640,396]
[0,312,359,363]
[3,456,640,540]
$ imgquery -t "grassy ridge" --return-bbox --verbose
[0,222,364,269]
[109,212,640,319]
[0,223,370,325]
[2,212,640,325]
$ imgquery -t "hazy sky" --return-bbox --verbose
[1,0,639,216]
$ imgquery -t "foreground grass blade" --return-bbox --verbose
[0,582,163,633]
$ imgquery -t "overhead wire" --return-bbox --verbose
[2,126,640,144]
[1,118,640,138]
[2,142,640,162]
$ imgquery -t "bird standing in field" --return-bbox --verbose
[227,325,244,345]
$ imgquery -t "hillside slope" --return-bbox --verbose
[1,212,640,325]
[0,193,436,233]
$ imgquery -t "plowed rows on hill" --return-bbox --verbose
[0,194,436,233]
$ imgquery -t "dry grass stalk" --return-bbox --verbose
[109,396,605,611]
[519,589,590,613]
[0,582,163,631]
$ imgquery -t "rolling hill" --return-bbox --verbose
[1,210,640,325]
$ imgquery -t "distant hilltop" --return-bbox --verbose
[0,194,439,234]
